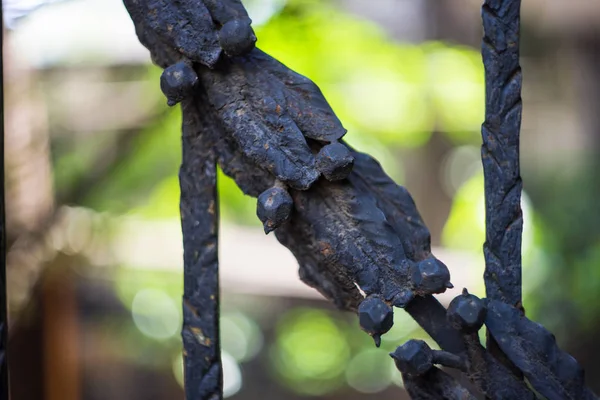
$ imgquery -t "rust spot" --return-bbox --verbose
[190,327,211,346]
[264,143,269,150]
[275,104,282,114]
[167,24,173,32]
[184,299,199,317]
[319,241,334,257]
[208,200,215,215]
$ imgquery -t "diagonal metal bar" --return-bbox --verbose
[480,0,524,309]
[179,93,222,400]
[0,10,10,399]
[404,295,465,355]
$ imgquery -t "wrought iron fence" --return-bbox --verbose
[0,0,598,399]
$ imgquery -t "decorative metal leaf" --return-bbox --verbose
[275,176,416,309]
[256,51,348,143]
[485,299,597,400]
[199,55,321,190]
[348,149,432,262]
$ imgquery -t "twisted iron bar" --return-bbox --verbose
[121,0,599,399]
[481,0,524,309]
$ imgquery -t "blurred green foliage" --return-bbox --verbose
[268,306,433,395]
[523,164,600,338]
[270,308,351,395]
[255,0,484,147]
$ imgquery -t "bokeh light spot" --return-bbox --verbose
[221,312,264,363]
[222,351,243,398]
[345,348,393,393]
[271,308,350,395]
[131,288,179,340]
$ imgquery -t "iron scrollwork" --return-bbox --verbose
[122,0,599,399]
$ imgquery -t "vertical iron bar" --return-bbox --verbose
[0,6,9,398]
[180,96,222,400]
[481,0,524,308]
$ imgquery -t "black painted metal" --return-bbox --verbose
[481,0,524,309]
[480,0,527,380]
[0,7,9,399]
[180,94,222,399]
[121,0,599,399]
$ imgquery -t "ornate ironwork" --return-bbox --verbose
[0,8,9,399]
[121,0,599,399]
